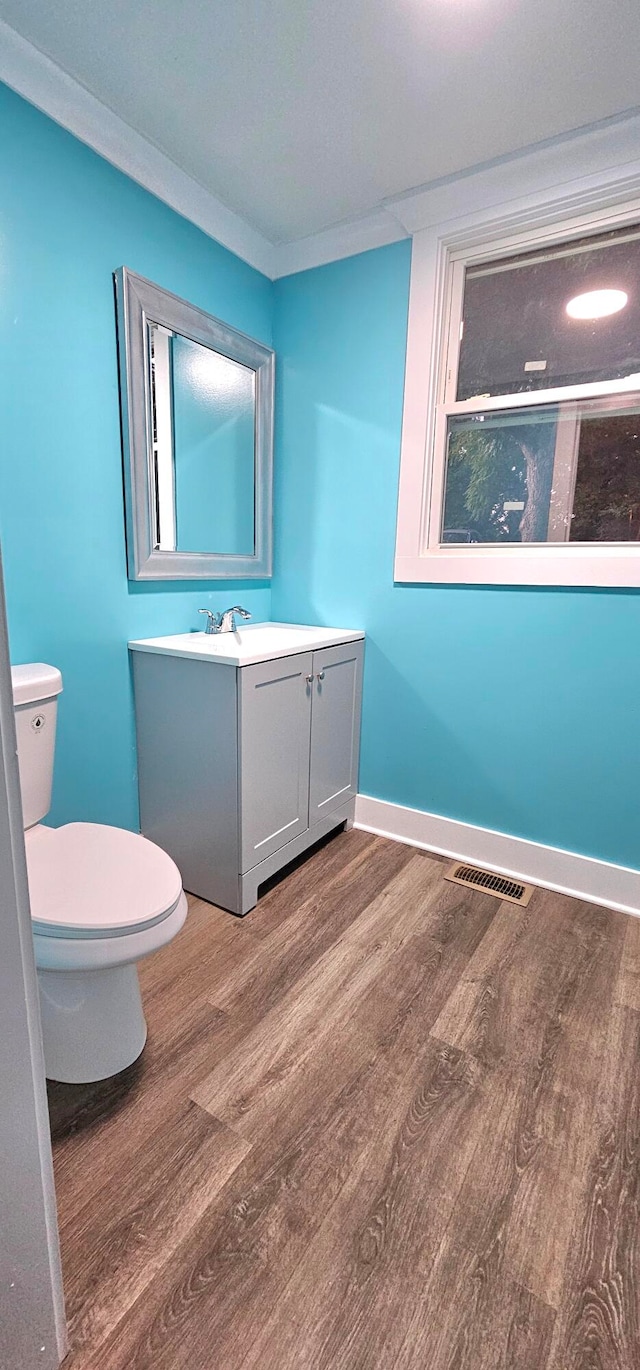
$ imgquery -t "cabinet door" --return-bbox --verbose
[309,639,364,823]
[239,652,313,872]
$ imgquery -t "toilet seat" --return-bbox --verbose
[25,822,183,938]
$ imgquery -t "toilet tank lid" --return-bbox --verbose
[11,663,63,707]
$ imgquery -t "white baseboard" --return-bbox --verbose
[354,794,640,920]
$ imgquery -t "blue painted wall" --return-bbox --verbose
[272,242,640,870]
[4,79,639,868]
[0,82,273,830]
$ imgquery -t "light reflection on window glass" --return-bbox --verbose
[457,225,640,401]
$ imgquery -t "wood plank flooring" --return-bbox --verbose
[48,828,640,1369]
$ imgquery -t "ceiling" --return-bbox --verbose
[1,0,640,245]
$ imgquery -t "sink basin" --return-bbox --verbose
[128,622,364,668]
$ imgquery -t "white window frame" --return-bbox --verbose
[394,154,640,587]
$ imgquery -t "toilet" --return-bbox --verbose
[11,662,188,1084]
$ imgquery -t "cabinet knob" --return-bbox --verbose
[317,670,325,682]
[305,674,314,685]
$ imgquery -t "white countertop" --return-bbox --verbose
[128,622,364,667]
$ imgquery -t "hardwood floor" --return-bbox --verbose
[48,828,640,1369]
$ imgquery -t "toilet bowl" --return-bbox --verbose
[12,663,188,1084]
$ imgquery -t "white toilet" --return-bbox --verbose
[11,662,188,1084]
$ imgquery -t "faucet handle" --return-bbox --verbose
[198,609,222,635]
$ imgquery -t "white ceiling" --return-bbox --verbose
[1,0,640,245]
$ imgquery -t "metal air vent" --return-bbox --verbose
[444,863,533,906]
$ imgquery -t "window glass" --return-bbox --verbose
[456,225,640,401]
[442,397,640,543]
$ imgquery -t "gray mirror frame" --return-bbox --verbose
[114,267,274,580]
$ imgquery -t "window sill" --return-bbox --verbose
[394,546,640,588]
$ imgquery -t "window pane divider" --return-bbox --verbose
[442,375,640,417]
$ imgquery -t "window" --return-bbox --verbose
[443,398,640,546]
[394,167,640,587]
[441,226,640,549]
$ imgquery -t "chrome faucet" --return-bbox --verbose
[198,606,252,635]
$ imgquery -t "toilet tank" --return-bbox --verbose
[11,664,63,829]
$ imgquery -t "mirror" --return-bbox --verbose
[115,268,274,580]
[151,328,256,556]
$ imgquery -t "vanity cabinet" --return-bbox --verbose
[130,633,363,915]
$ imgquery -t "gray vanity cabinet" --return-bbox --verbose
[239,651,314,872]
[131,635,363,915]
[308,642,363,825]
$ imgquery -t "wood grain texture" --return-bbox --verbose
[48,828,640,1369]
[545,1002,640,1369]
[208,831,414,1015]
[61,1105,250,1359]
[616,913,640,1010]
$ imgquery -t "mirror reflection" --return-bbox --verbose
[148,323,256,556]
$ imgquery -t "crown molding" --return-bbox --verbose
[388,108,640,234]
[273,207,407,279]
[0,19,407,283]
[0,19,276,278]
[4,20,640,284]
[266,111,640,278]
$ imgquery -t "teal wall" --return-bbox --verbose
[272,242,640,870]
[3,79,639,869]
[0,83,273,830]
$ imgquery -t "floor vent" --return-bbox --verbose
[444,862,534,906]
